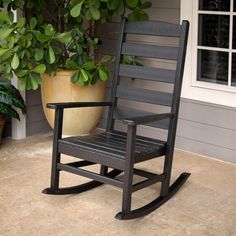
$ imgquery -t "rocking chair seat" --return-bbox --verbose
[59,131,166,168]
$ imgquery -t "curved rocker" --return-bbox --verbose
[115,172,191,220]
[42,169,123,195]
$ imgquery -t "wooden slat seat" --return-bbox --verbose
[59,131,166,167]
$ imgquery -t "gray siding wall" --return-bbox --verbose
[97,0,236,163]
[26,90,51,136]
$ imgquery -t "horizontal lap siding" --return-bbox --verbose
[97,0,236,163]
[177,99,236,163]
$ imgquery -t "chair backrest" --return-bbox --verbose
[106,18,189,143]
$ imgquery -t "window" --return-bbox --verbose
[197,0,236,88]
[181,0,236,107]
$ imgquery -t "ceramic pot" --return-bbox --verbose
[41,70,106,136]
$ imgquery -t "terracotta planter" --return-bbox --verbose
[0,115,6,145]
[41,70,106,136]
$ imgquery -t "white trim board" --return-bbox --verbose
[180,0,236,108]
[11,10,26,139]
[11,76,26,140]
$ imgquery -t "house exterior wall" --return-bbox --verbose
[26,90,51,136]
[97,0,236,164]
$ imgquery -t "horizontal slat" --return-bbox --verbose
[65,134,161,158]
[58,141,125,170]
[119,64,176,83]
[65,160,95,168]
[57,163,123,188]
[114,107,169,130]
[98,133,162,149]
[116,86,173,107]
[109,131,166,146]
[125,21,181,37]
[122,43,178,60]
[133,168,163,179]
[85,135,153,153]
[132,175,165,192]
[61,137,125,156]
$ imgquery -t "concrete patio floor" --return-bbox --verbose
[0,133,236,236]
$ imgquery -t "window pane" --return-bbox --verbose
[233,17,236,49]
[234,0,236,12]
[232,54,236,86]
[197,50,228,85]
[198,14,229,48]
[199,0,230,11]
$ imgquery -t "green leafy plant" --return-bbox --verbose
[0,81,26,120]
[0,0,152,90]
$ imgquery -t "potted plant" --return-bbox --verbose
[0,81,26,144]
[0,0,152,135]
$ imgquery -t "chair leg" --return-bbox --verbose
[50,148,61,190]
[121,163,134,214]
[119,125,136,215]
[160,152,173,197]
[100,165,108,176]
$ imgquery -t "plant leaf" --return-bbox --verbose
[30,17,37,29]
[0,12,11,23]
[98,69,108,81]
[70,1,84,17]
[11,53,20,70]
[107,0,118,10]
[126,0,139,8]
[100,55,112,63]
[115,0,125,16]
[16,17,26,28]
[46,46,55,64]
[54,32,72,44]
[34,49,44,61]
[0,28,14,40]
[32,64,46,74]
[0,48,10,57]
[89,6,101,20]
[35,33,51,43]
[29,74,39,90]
[71,70,80,84]
[45,24,55,36]
[15,69,28,77]
[0,103,19,120]
[65,58,79,69]
[128,10,149,21]
[83,61,95,70]
[80,69,89,82]
[141,1,152,9]
[0,82,26,114]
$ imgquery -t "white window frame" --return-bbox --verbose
[181,0,236,108]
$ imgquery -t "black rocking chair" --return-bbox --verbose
[43,18,190,220]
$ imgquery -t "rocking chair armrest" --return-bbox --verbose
[47,102,113,109]
[123,112,174,126]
